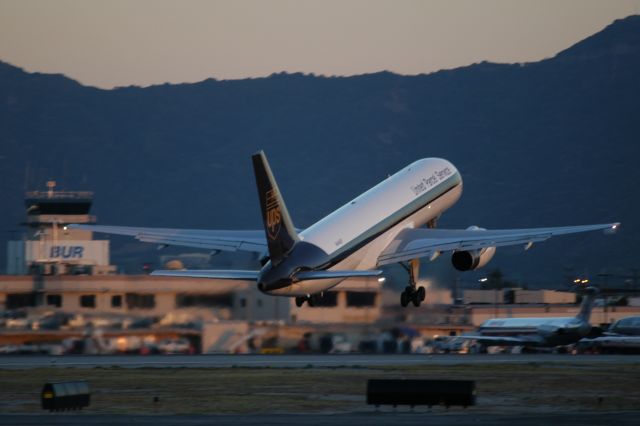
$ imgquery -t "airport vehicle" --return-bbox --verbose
[71,152,619,307]
[157,338,192,354]
[463,288,598,348]
[422,336,472,354]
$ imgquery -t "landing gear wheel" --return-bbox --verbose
[412,292,421,307]
[307,296,315,307]
[400,291,410,307]
[399,259,424,307]
[295,297,305,307]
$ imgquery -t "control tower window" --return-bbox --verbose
[80,295,96,308]
[46,294,62,308]
[111,295,122,308]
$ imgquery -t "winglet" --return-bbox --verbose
[252,151,299,266]
[604,222,621,235]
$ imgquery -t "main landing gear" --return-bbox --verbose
[295,294,321,307]
[400,259,426,307]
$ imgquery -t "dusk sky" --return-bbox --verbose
[1,0,639,89]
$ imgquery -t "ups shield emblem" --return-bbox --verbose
[265,189,282,241]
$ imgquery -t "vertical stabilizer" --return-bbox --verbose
[252,151,299,266]
[576,287,598,323]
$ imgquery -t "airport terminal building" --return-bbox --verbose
[2,183,378,319]
[2,184,639,353]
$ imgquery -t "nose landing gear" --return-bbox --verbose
[400,259,426,307]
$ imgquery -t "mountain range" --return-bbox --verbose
[1,15,639,288]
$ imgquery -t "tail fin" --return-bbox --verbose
[252,151,299,266]
[576,287,599,323]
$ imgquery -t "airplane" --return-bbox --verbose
[70,151,620,308]
[462,287,598,348]
[577,315,640,353]
[607,316,640,336]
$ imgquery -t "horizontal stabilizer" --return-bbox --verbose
[150,270,259,280]
[294,270,383,281]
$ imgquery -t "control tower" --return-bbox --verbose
[6,181,116,276]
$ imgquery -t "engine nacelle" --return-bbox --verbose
[451,226,496,271]
[538,322,591,337]
[451,247,496,271]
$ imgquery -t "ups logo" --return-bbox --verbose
[265,189,281,241]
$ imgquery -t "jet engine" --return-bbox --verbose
[451,226,496,271]
[451,247,496,271]
[538,322,591,338]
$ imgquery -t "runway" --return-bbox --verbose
[0,412,638,426]
[1,353,639,369]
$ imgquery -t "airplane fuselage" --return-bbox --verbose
[257,158,463,297]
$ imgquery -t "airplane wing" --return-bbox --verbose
[459,334,545,347]
[68,224,267,253]
[377,223,619,266]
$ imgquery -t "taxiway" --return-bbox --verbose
[1,353,639,369]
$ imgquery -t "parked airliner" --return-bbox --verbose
[71,152,619,307]
[463,287,598,348]
[578,315,640,353]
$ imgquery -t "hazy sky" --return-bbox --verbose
[1,0,639,89]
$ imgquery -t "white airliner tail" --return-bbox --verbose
[576,287,599,323]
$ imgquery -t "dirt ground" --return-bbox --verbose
[1,362,639,414]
